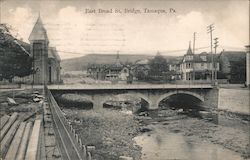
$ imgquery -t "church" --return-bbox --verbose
[28,15,61,84]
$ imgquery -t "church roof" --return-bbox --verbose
[48,47,61,61]
[28,16,48,41]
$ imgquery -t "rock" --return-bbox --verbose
[87,145,96,153]
[158,113,165,117]
[36,95,44,98]
[33,97,41,102]
[33,91,40,94]
[119,156,133,160]
[1,102,8,107]
[199,111,213,120]
[177,109,184,113]
[7,97,17,105]
[52,148,61,158]
[138,112,149,116]
[140,127,152,133]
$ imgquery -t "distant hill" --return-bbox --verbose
[61,54,181,71]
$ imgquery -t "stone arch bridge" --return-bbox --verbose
[48,84,218,110]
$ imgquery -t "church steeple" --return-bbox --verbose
[115,51,121,66]
[28,14,48,42]
[186,41,193,55]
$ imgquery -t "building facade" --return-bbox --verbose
[180,44,219,81]
[87,53,131,82]
[29,16,61,84]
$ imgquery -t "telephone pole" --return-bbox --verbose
[214,37,219,83]
[207,24,214,84]
[192,32,196,81]
[193,32,196,54]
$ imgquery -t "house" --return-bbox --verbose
[105,53,130,81]
[169,60,181,80]
[180,43,219,81]
[219,50,246,83]
[87,64,108,80]
[87,53,131,82]
[131,59,150,80]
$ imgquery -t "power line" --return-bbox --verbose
[56,46,211,56]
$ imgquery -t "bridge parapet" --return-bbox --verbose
[48,84,213,90]
[50,84,217,110]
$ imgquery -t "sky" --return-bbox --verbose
[1,0,249,59]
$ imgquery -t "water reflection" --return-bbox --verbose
[134,125,243,160]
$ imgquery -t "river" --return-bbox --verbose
[134,124,244,160]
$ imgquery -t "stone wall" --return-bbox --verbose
[200,88,219,110]
[218,88,250,114]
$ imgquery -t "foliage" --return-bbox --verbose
[0,24,33,81]
[230,60,246,83]
[148,53,169,77]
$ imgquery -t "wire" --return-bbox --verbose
[56,46,211,56]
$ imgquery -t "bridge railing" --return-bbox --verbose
[46,87,91,160]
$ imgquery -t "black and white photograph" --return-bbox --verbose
[0,0,249,159]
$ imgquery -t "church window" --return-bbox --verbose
[33,43,43,60]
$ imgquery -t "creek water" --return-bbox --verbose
[134,124,243,160]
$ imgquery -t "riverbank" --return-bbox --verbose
[62,108,142,160]
[140,109,250,159]
[61,106,249,160]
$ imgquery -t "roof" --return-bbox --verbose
[186,42,193,55]
[184,52,220,63]
[28,16,49,41]
[48,47,61,61]
[135,59,149,65]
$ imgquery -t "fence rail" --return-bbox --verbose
[47,87,90,160]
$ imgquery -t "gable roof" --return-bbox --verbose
[48,47,61,61]
[28,16,48,41]
[184,52,220,63]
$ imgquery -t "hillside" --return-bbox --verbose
[61,54,181,71]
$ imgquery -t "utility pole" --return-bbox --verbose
[214,37,219,84]
[193,32,196,54]
[207,24,214,85]
[193,32,196,81]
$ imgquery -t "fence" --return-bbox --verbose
[46,87,91,160]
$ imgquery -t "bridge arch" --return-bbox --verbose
[99,93,152,110]
[156,90,204,107]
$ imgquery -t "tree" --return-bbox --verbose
[148,52,169,77]
[0,24,33,82]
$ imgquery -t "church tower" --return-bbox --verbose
[28,15,49,84]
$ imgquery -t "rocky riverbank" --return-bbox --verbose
[61,106,249,160]
[62,108,142,160]
[140,109,250,159]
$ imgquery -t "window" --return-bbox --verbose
[200,56,207,61]
[186,55,193,60]
[33,43,43,60]
[186,63,192,69]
